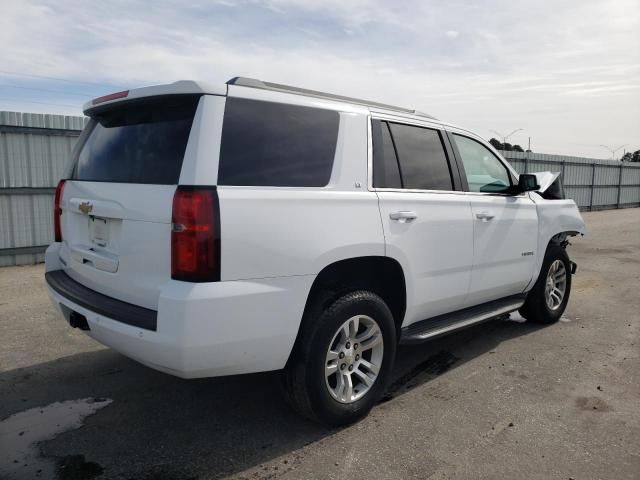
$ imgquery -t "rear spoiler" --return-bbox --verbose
[83,80,225,115]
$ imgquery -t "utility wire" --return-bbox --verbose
[0,70,126,89]
[0,97,81,109]
[0,83,93,98]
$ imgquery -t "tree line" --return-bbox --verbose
[621,151,640,162]
[489,138,525,152]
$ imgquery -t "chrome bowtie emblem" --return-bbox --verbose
[78,201,93,215]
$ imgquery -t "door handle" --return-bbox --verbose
[390,211,417,223]
[475,212,495,221]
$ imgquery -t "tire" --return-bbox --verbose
[281,290,397,426]
[519,243,572,324]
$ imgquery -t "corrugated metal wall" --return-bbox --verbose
[502,151,640,210]
[0,111,87,266]
[1,110,639,266]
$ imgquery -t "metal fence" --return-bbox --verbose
[1,110,639,266]
[501,150,640,211]
[0,111,87,266]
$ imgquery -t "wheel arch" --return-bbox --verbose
[525,229,581,292]
[287,256,407,364]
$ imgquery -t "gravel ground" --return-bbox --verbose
[0,208,639,480]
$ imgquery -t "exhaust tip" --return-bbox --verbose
[69,311,90,331]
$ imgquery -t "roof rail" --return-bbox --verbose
[226,77,437,120]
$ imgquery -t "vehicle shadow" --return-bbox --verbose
[0,316,543,480]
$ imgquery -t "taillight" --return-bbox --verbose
[171,186,220,282]
[53,180,66,242]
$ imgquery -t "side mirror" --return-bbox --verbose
[517,174,540,193]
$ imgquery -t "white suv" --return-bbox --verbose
[45,77,585,425]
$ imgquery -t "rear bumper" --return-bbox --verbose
[45,243,314,378]
[46,270,157,331]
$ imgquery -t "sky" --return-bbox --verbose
[1,0,639,159]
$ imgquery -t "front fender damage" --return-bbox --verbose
[525,192,586,291]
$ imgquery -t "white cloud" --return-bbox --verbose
[445,30,459,39]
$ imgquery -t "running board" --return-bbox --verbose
[399,295,525,345]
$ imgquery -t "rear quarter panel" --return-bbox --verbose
[183,89,384,281]
[218,188,384,280]
[215,102,384,280]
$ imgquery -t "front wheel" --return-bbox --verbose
[519,243,572,324]
[281,290,396,426]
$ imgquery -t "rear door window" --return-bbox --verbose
[385,122,454,191]
[73,95,200,184]
[218,98,339,187]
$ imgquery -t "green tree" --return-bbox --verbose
[488,138,526,153]
[489,138,503,150]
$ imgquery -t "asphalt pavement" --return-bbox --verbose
[1,208,638,480]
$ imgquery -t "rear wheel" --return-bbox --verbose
[281,290,396,426]
[519,243,572,324]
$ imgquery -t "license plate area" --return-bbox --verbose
[90,216,109,247]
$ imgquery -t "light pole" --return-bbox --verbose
[599,144,627,161]
[490,128,523,147]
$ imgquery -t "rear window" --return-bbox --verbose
[218,98,339,187]
[72,95,200,184]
